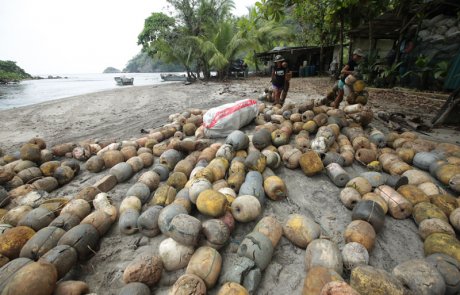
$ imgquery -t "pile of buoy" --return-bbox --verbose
[0,98,459,295]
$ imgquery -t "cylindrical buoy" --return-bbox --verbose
[81,210,114,236]
[397,184,429,206]
[186,246,222,289]
[302,265,344,295]
[340,187,362,209]
[350,265,407,295]
[412,202,448,225]
[238,232,273,270]
[202,219,230,249]
[344,220,376,252]
[169,274,206,295]
[424,233,460,263]
[342,242,369,270]
[425,253,460,295]
[351,200,385,232]
[375,185,413,219]
[168,214,201,246]
[19,226,65,260]
[38,245,77,279]
[346,177,372,196]
[239,171,266,204]
[418,218,455,240]
[355,148,376,164]
[196,189,228,218]
[401,169,432,185]
[299,150,324,176]
[385,175,408,190]
[413,152,441,171]
[126,183,151,204]
[282,214,320,248]
[17,207,55,232]
[360,171,385,188]
[119,208,140,235]
[326,163,350,187]
[57,224,99,261]
[253,216,282,247]
[109,162,133,183]
[150,184,176,206]
[392,258,446,295]
[263,176,287,200]
[123,255,163,287]
[305,239,343,275]
[231,195,261,223]
[159,238,194,271]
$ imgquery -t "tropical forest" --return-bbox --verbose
[135,0,460,91]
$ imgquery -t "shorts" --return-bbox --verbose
[338,80,345,90]
[272,83,284,91]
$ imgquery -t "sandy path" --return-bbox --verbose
[0,77,450,294]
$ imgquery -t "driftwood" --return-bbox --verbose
[431,88,460,126]
[377,111,430,134]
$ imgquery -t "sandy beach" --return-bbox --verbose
[0,79,262,153]
[0,77,458,294]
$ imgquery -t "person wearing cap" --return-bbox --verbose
[331,48,364,108]
[271,55,291,105]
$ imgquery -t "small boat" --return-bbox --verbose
[114,76,134,86]
[160,73,188,82]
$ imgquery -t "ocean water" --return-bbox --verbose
[0,72,180,110]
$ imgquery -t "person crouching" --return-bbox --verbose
[331,48,364,108]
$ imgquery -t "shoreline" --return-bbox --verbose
[3,84,155,111]
[0,79,269,153]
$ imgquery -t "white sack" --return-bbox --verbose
[203,99,259,138]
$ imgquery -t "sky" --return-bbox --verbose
[0,0,258,75]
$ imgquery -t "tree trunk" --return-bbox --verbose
[319,40,324,75]
[368,15,373,53]
[339,11,344,70]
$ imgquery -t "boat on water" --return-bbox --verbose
[114,76,134,86]
[160,73,188,82]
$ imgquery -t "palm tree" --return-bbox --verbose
[237,6,293,71]
[190,20,249,79]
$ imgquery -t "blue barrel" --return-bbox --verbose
[304,67,309,77]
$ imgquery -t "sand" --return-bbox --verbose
[0,77,456,294]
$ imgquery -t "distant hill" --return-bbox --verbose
[103,67,121,73]
[124,52,184,73]
[0,60,32,84]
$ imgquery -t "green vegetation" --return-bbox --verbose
[0,60,31,84]
[124,52,184,73]
[254,0,456,90]
[137,0,294,79]
[134,0,456,89]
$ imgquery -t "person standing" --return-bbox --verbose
[271,55,290,105]
[280,61,292,105]
[331,48,364,108]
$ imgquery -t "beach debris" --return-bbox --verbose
[0,96,460,295]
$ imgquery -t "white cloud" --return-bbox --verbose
[0,0,256,75]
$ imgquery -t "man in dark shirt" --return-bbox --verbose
[271,55,290,105]
[280,61,292,105]
[331,48,364,108]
